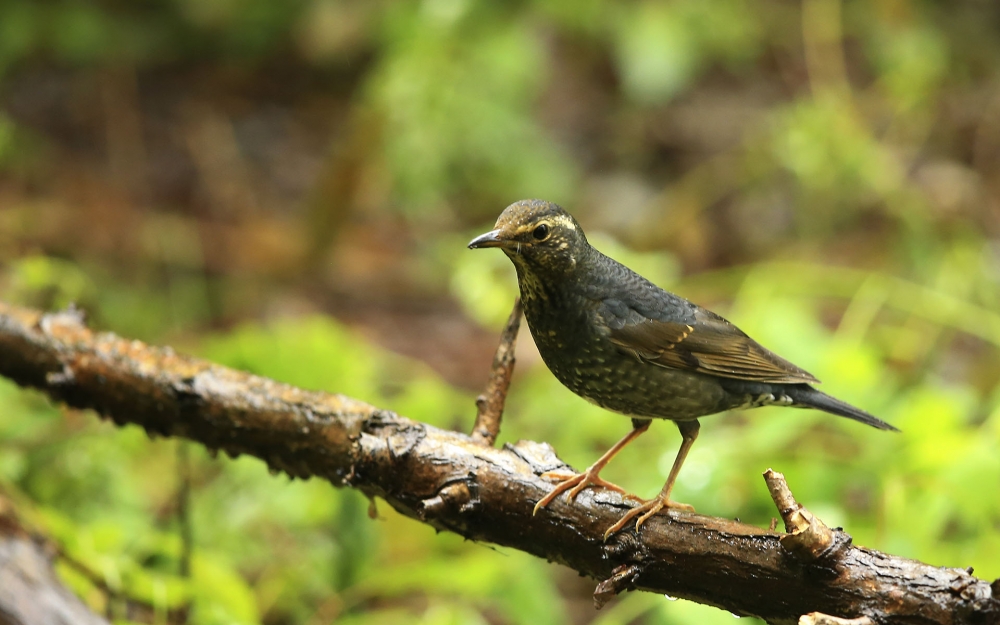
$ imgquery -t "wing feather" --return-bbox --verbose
[607,309,819,384]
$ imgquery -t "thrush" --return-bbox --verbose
[468,199,897,538]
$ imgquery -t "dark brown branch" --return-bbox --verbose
[0,302,997,625]
[470,297,522,446]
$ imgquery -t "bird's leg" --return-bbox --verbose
[532,419,651,515]
[603,419,700,540]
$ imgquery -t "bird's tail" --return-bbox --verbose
[785,385,898,431]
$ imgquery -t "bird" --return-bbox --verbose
[468,199,897,539]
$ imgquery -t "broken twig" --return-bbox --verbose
[470,297,522,447]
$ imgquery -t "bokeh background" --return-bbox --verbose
[1,0,999,623]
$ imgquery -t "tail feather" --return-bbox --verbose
[785,386,898,432]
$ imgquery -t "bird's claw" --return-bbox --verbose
[532,469,634,516]
[541,469,629,496]
[602,497,694,541]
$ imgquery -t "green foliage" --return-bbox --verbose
[613,0,761,104]
[369,3,578,211]
[0,3,37,72]
[772,99,881,197]
[614,3,698,105]
[5,255,98,312]
[200,316,471,429]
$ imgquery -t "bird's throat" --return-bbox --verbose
[514,264,554,305]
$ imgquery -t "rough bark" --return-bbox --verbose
[0,302,997,625]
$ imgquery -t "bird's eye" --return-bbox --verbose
[532,224,550,241]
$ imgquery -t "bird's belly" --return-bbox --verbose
[522,292,733,420]
[534,337,729,421]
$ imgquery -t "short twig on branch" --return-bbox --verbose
[470,297,522,447]
[0,302,997,625]
[765,468,842,561]
[799,613,875,625]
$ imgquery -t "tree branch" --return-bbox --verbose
[470,297,521,446]
[0,302,997,625]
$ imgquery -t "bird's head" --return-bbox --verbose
[468,200,589,275]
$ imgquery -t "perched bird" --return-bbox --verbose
[468,199,897,538]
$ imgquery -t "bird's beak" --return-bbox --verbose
[467,229,506,249]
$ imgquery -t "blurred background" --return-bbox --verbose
[1,0,999,623]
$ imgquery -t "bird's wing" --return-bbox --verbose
[608,308,820,384]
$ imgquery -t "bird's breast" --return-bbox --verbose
[518,279,732,420]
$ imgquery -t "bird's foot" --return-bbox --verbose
[602,496,694,541]
[532,468,634,515]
